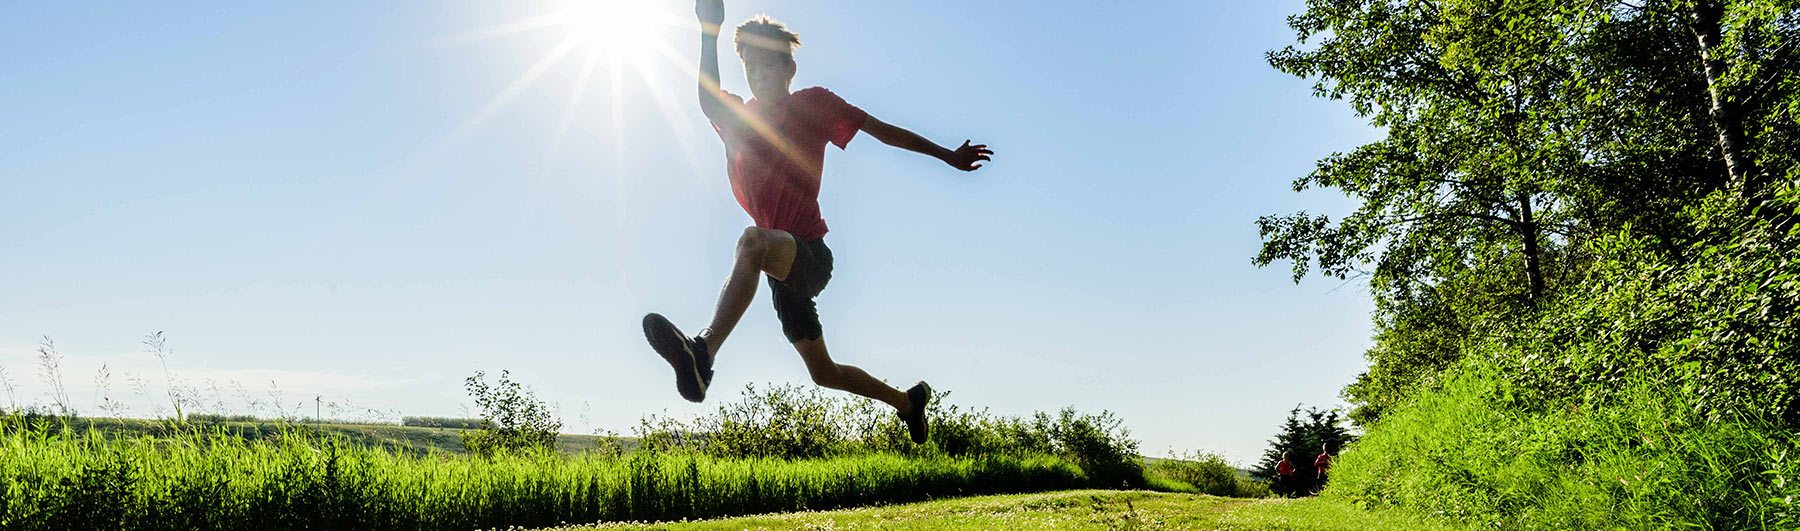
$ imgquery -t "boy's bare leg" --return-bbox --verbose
[794,338,913,413]
[698,227,798,355]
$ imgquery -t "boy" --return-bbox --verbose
[641,0,994,444]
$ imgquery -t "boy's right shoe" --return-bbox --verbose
[642,313,713,403]
[902,381,932,444]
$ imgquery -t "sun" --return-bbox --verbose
[553,0,672,57]
[438,0,696,166]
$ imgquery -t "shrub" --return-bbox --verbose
[460,370,560,456]
[633,383,1147,488]
[1148,451,1270,498]
[1498,199,1800,428]
[1035,407,1144,487]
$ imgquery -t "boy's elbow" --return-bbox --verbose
[860,120,901,146]
[872,132,909,150]
[696,95,722,118]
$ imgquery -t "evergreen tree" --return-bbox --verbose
[1251,405,1353,497]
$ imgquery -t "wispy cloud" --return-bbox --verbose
[0,342,420,418]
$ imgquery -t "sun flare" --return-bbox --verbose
[440,0,697,175]
[553,0,671,56]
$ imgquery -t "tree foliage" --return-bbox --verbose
[1259,0,1800,424]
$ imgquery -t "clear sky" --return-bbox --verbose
[1,1,1378,463]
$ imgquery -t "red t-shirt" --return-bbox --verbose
[711,86,867,241]
[1275,459,1296,476]
[1314,453,1332,472]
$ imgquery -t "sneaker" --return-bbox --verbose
[901,381,931,444]
[642,313,713,403]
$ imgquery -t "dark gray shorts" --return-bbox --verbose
[767,237,833,342]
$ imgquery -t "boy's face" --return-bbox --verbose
[741,47,795,100]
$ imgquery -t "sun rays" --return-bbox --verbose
[437,0,698,179]
[420,1,711,309]
[437,0,823,190]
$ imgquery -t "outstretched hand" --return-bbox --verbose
[945,140,993,172]
[696,0,725,29]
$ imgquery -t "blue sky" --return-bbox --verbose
[0,1,1378,463]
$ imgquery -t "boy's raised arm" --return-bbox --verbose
[695,0,733,124]
[861,116,994,172]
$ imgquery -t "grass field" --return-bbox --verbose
[0,418,1106,531]
[1,372,1274,530]
[560,490,1468,530]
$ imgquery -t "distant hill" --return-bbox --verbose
[28,416,634,455]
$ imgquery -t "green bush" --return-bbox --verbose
[1036,407,1144,487]
[1147,451,1271,498]
[634,383,1147,487]
[460,370,560,456]
[636,383,890,459]
[1499,192,1800,427]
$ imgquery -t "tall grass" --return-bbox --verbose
[0,417,1091,531]
[1327,364,1800,529]
[0,338,1241,529]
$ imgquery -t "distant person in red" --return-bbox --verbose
[1315,443,1334,483]
[642,0,994,445]
[1275,452,1297,495]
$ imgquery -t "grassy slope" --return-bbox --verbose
[562,490,1467,531]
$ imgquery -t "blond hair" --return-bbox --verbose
[735,14,800,57]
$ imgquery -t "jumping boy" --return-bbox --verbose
[642,0,993,444]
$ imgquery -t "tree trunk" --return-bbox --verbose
[1689,0,1758,200]
[1519,193,1545,301]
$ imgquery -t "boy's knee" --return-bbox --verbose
[736,227,770,257]
[807,363,842,388]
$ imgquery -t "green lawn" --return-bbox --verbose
[554,490,1467,530]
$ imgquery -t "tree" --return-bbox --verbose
[1255,0,1797,423]
[1256,0,1598,304]
[1696,0,1800,209]
[1251,406,1354,497]
[1257,0,1595,422]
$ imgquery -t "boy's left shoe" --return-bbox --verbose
[901,381,932,444]
[642,313,714,403]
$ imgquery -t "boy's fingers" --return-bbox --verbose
[976,155,991,162]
